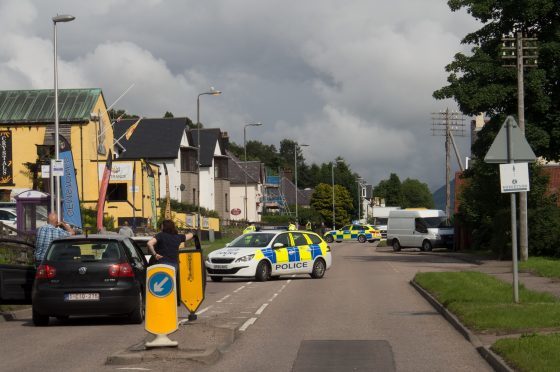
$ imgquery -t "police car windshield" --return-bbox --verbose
[229,233,276,248]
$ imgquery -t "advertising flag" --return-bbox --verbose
[97,150,113,230]
[58,135,82,228]
[163,163,171,219]
[144,160,158,229]
[125,118,142,140]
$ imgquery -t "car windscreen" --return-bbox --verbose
[228,233,276,248]
[46,240,122,262]
[424,217,451,228]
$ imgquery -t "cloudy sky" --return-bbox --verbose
[0,0,481,190]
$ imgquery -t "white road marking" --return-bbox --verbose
[246,281,252,284]
[268,293,278,302]
[117,368,151,371]
[233,285,246,293]
[197,306,212,315]
[216,294,230,303]
[239,317,257,332]
[255,303,268,315]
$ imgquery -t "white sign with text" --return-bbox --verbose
[500,163,530,193]
[99,163,133,181]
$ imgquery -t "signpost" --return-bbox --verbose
[145,264,178,347]
[51,159,64,177]
[179,249,206,321]
[485,116,536,303]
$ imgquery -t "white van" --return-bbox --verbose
[387,209,454,252]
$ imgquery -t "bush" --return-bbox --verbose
[528,206,560,257]
[81,206,115,231]
[164,199,219,218]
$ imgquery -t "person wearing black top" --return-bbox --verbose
[147,220,194,268]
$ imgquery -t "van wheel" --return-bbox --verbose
[357,235,366,243]
[310,259,326,279]
[392,239,401,252]
[422,240,433,252]
[255,261,271,282]
[32,309,49,327]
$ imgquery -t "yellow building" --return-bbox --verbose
[0,89,160,228]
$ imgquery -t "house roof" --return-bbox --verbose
[114,118,188,159]
[227,151,263,185]
[281,176,312,206]
[0,89,103,124]
[187,128,227,167]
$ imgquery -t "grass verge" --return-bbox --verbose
[414,271,560,332]
[520,257,560,279]
[492,333,560,372]
[201,237,235,255]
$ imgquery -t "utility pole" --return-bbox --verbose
[431,109,466,218]
[502,32,538,262]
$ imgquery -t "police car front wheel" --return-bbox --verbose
[255,261,271,282]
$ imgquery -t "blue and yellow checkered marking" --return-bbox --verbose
[326,229,378,241]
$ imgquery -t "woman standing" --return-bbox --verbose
[147,220,194,267]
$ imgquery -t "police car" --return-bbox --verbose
[205,230,332,282]
[323,224,381,243]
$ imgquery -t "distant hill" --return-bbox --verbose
[432,179,455,212]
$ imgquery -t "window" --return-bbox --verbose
[107,183,128,201]
[273,233,291,247]
[123,239,144,265]
[341,225,350,231]
[214,157,228,179]
[47,241,122,262]
[181,148,197,172]
[415,218,428,233]
[306,233,323,245]
[291,232,308,246]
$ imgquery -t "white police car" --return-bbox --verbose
[205,230,332,282]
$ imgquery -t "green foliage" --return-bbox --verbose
[81,206,115,231]
[373,173,403,206]
[401,178,435,208]
[107,108,139,120]
[163,111,174,118]
[261,214,291,225]
[310,183,353,228]
[165,199,219,218]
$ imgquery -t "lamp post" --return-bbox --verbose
[196,88,221,237]
[52,14,75,219]
[331,159,343,229]
[294,143,309,228]
[243,123,262,222]
[357,177,364,223]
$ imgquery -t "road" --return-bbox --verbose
[0,242,493,372]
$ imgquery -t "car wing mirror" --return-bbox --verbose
[225,242,231,247]
[273,243,284,249]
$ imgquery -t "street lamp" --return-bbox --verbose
[196,87,221,236]
[294,143,309,228]
[243,123,262,222]
[357,177,364,223]
[331,159,343,229]
[52,14,75,219]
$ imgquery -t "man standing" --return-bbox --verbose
[35,212,75,264]
[118,220,134,237]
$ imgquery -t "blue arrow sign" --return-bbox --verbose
[148,272,174,298]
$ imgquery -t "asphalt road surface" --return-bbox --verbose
[0,243,493,372]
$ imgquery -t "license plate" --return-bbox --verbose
[214,264,228,269]
[65,293,100,301]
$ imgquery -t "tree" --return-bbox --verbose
[163,111,174,118]
[373,173,403,206]
[435,0,560,254]
[310,183,353,228]
[401,178,434,208]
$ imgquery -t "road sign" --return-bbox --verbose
[145,264,177,338]
[179,250,206,315]
[41,165,50,178]
[484,116,536,163]
[51,159,64,176]
[500,163,530,193]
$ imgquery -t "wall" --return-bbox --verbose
[229,183,261,222]
[180,171,198,204]
[199,166,214,211]
[214,178,230,221]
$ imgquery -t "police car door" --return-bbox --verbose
[289,232,310,273]
[270,232,293,275]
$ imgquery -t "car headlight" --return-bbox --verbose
[205,256,211,263]
[235,254,255,263]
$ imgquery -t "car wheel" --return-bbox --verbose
[310,259,326,279]
[32,309,49,327]
[210,276,223,282]
[392,239,401,252]
[357,235,366,243]
[422,240,433,252]
[325,235,334,243]
[255,261,271,282]
[128,292,144,324]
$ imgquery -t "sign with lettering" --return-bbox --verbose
[0,131,13,185]
[99,162,132,181]
[500,163,530,193]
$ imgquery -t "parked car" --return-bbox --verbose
[31,234,147,326]
[0,208,17,230]
[206,230,332,282]
[387,209,454,252]
[323,224,381,243]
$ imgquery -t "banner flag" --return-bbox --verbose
[58,135,82,228]
[125,117,142,140]
[144,160,158,229]
[163,163,171,219]
[97,150,113,230]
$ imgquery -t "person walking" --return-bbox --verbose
[146,220,194,268]
[118,220,134,237]
[35,212,75,265]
